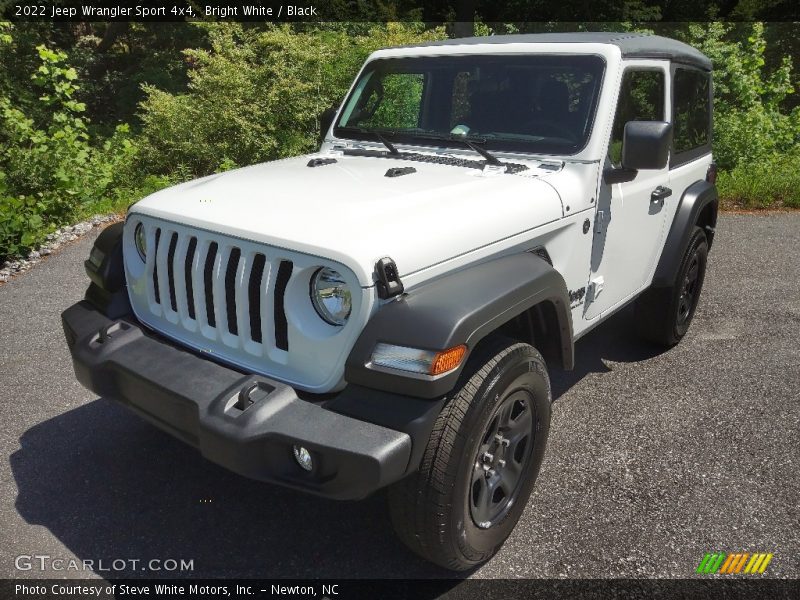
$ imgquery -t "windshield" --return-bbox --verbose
[335,54,606,156]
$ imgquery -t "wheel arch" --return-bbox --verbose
[489,297,569,371]
[345,252,574,400]
[652,179,717,288]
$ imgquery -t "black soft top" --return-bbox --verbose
[406,32,712,72]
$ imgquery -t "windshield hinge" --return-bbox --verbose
[594,211,605,234]
[375,257,404,299]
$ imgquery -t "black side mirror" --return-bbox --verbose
[318,105,338,144]
[604,120,673,184]
[622,121,672,170]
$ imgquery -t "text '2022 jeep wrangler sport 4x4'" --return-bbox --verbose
[63,32,718,570]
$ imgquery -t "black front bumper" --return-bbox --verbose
[61,300,415,500]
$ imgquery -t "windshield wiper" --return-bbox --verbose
[342,127,400,156]
[405,131,502,166]
[457,137,502,166]
[340,127,504,166]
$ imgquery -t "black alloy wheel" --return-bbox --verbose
[469,391,535,529]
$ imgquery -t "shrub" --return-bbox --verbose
[137,23,446,178]
[717,152,800,209]
[680,22,800,170]
[0,42,140,261]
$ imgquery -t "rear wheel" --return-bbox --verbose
[387,337,551,571]
[636,226,708,346]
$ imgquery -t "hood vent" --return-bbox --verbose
[307,157,337,168]
[385,166,416,178]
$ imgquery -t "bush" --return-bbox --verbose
[0,41,142,261]
[717,152,800,209]
[680,22,800,170]
[137,23,446,178]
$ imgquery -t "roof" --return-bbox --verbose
[406,32,712,71]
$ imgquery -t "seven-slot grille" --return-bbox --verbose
[144,224,293,354]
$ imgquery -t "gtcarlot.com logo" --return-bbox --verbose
[15,555,194,572]
[696,552,774,575]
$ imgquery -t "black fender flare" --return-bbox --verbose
[652,179,718,288]
[83,221,131,319]
[345,252,574,399]
[84,221,124,291]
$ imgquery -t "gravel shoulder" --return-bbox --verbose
[0,213,798,580]
[0,215,119,285]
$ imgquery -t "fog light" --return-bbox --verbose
[293,445,313,471]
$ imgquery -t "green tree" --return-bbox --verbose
[0,39,137,259]
[680,22,799,169]
[137,23,446,177]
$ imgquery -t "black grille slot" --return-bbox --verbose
[274,260,293,351]
[203,242,218,327]
[166,232,179,312]
[152,228,161,304]
[225,248,241,335]
[248,253,267,343]
[184,237,197,319]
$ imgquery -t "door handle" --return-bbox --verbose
[651,186,672,202]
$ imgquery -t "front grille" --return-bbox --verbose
[145,225,292,355]
[127,215,370,392]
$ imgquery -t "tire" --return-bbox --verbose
[387,336,551,571]
[636,226,708,346]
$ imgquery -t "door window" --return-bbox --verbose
[609,69,665,167]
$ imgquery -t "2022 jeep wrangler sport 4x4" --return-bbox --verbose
[62,32,718,571]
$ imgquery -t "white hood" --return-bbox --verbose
[131,153,565,286]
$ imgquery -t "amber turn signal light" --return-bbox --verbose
[430,345,467,376]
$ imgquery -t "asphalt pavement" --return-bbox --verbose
[0,213,798,582]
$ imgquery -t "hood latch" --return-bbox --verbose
[375,257,404,299]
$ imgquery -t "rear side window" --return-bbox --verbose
[672,68,711,159]
[609,69,665,166]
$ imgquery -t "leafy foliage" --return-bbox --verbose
[359,73,426,130]
[137,23,445,177]
[680,22,800,170]
[0,39,146,260]
[717,153,800,209]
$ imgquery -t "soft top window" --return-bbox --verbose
[672,68,712,159]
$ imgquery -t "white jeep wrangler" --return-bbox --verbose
[63,32,717,570]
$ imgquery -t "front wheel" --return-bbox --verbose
[387,337,551,571]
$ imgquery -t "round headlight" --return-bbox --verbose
[134,223,147,262]
[310,267,352,326]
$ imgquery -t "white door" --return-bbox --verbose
[585,63,671,320]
